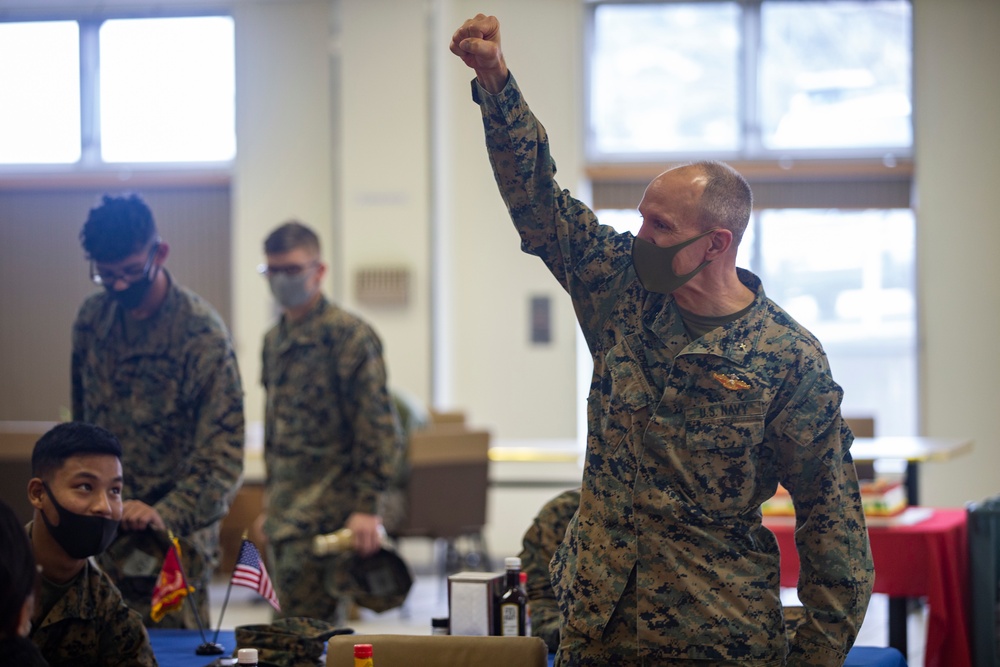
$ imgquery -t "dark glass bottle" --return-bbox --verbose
[499,557,528,636]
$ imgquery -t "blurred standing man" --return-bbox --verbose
[451,14,873,666]
[72,194,245,628]
[260,221,403,622]
[27,422,157,666]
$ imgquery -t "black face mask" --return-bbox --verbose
[631,229,716,295]
[40,483,120,559]
[106,272,154,310]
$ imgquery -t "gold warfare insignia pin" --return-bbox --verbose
[712,372,751,390]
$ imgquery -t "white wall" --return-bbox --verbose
[337,0,433,407]
[913,0,1000,507]
[231,0,336,426]
[443,0,582,438]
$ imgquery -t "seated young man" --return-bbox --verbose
[518,487,581,653]
[27,422,157,667]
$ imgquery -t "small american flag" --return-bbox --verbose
[231,539,281,611]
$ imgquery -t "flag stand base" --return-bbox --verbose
[196,642,225,655]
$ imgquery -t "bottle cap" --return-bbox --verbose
[504,556,521,569]
[237,648,258,664]
[354,643,373,658]
[431,617,449,628]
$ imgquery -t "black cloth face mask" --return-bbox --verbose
[106,272,154,310]
[631,228,717,295]
[40,482,120,559]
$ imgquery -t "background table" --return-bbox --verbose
[765,508,971,667]
[851,436,972,505]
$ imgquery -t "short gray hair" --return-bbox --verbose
[691,160,752,246]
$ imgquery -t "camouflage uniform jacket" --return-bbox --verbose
[518,488,581,653]
[261,295,399,543]
[30,556,158,667]
[71,273,245,573]
[474,74,874,665]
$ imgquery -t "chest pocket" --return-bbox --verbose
[603,341,655,454]
[673,401,765,516]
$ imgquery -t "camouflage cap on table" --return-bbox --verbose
[234,616,353,667]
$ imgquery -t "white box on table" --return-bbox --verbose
[447,571,504,636]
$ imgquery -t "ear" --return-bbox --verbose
[154,240,170,265]
[27,477,46,510]
[315,261,328,281]
[706,229,734,258]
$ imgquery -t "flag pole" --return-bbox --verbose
[211,530,246,645]
[167,530,225,656]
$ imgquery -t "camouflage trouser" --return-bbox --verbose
[554,567,783,667]
[269,536,350,625]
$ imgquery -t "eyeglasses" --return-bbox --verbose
[257,261,318,278]
[90,241,160,286]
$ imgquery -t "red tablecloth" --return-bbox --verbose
[765,508,971,667]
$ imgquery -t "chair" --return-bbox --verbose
[326,634,547,667]
[390,425,492,576]
[844,416,876,481]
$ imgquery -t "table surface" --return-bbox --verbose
[765,507,970,667]
[148,629,238,667]
[850,435,972,462]
[148,630,909,667]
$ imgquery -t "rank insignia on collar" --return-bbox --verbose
[712,372,751,390]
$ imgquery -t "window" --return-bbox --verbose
[0,21,81,164]
[759,2,912,152]
[100,17,236,163]
[590,3,741,155]
[0,15,235,166]
[588,0,912,161]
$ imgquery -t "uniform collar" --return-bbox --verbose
[25,522,101,628]
[644,268,766,365]
[274,294,331,354]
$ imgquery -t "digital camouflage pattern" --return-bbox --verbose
[474,75,874,665]
[234,616,352,667]
[261,295,402,618]
[72,274,245,628]
[518,487,581,653]
[268,536,349,624]
[31,556,158,667]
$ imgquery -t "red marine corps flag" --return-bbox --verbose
[150,534,192,622]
